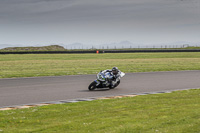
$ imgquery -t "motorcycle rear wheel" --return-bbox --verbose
[109,80,120,89]
[88,81,97,91]
[115,80,120,87]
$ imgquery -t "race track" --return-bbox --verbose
[0,71,200,108]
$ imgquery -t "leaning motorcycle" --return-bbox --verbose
[88,71,125,91]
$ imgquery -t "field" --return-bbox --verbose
[0,89,199,132]
[1,52,200,132]
[1,52,200,78]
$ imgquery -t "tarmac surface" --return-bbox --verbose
[0,71,200,108]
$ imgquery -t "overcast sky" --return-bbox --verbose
[0,0,200,46]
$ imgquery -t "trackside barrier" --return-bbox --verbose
[0,49,200,54]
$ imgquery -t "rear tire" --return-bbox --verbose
[115,80,120,88]
[109,80,120,89]
[88,81,97,91]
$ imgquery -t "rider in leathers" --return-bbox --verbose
[101,67,121,88]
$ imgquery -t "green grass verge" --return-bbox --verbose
[0,89,199,132]
[0,52,200,78]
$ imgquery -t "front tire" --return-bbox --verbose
[88,81,97,91]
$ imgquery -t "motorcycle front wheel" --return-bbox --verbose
[88,81,97,91]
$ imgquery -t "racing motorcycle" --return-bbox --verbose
[88,71,125,91]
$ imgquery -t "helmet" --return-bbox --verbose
[112,67,119,75]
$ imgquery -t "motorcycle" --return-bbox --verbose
[88,71,125,91]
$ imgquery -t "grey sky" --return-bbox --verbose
[0,0,200,46]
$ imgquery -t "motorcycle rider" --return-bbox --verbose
[101,67,121,88]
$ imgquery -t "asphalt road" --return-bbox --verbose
[0,71,200,107]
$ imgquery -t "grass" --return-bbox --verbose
[0,45,66,51]
[0,52,200,78]
[0,89,199,132]
[0,53,199,132]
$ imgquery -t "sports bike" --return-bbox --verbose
[88,71,125,91]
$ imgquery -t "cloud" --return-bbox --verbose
[0,0,200,45]
[1,0,199,24]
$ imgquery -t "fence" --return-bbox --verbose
[1,49,200,54]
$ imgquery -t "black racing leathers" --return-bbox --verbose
[101,69,121,87]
